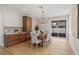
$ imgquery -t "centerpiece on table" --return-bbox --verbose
[34,25,39,33]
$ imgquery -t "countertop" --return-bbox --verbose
[4,32,27,35]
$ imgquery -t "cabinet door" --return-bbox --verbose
[18,33,27,42]
[23,19,27,31]
[26,17,32,40]
[5,34,19,47]
[29,17,32,32]
[22,34,27,41]
[23,16,32,40]
[6,34,18,42]
[23,16,32,32]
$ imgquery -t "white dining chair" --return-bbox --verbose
[30,32,42,48]
[44,31,51,46]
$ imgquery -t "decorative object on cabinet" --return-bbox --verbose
[4,26,22,33]
[14,29,19,33]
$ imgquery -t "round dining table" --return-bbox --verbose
[38,33,47,47]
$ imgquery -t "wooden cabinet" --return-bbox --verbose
[23,16,32,40]
[18,32,27,42]
[4,34,18,47]
[4,32,27,47]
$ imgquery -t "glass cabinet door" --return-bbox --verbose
[52,21,58,37]
[52,20,66,37]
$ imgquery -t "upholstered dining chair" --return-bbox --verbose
[30,32,42,48]
[44,31,51,46]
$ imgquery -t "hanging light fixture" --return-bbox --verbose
[38,5,47,24]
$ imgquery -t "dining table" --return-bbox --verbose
[38,32,47,47]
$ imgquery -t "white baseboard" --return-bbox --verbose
[69,41,78,55]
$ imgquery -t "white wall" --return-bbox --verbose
[2,8,37,29]
[1,8,23,27]
[0,8,23,46]
[32,18,38,31]
[0,12,4,46]
[69,5,79,54]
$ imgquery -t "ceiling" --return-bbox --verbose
[0,4,73,18]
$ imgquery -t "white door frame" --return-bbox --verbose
[0,11,4,47]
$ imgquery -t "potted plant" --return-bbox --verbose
[14,29,19,33]
[34,25,39,33]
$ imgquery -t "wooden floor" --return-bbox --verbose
[0,37,75,55]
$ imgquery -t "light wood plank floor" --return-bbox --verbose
[0,37,75,55]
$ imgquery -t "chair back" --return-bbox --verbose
[30,32,38,43]
[45,31,51,40]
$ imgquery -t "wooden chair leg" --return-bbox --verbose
[49,40,51,45]
[47,41,48,46]
[36,44,38,48]
[31,42,33,48]
[44,41,48,47]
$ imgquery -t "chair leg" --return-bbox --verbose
[43,42,45,47]
[31,42,33,48]
[45,38,50,46]
[36,44,38,48]
[44,41,48,47]
[49,40,51,45]
[47,41,48,46]
[52,39,55,48]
